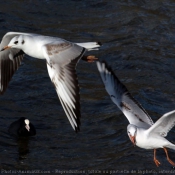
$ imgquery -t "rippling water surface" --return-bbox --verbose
[0,0,175,174]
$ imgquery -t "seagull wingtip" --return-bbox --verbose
[97,41,102,46]
[75,126,80,133]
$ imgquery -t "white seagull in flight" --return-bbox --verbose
[97,61,175,167]
[0,31,101,132]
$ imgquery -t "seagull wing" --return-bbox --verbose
[43,42,86,131]
[97,61,154,128]
[147,110,175,137]
[0,32,28,94]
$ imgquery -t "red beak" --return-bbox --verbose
[129,135,136,146]
[1,46,11,51]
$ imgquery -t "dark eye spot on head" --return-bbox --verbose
[22,40,25,44]
[14,41,18,44]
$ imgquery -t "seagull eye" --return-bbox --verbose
[14,41,18,44]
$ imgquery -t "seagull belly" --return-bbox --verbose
[136,133,167,149]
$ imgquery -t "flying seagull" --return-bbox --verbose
[97,61,175,167]
[0,32,101,132]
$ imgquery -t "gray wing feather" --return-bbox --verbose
[0,32,26,94]
[147,110,175,137]
[43,43,86,131]
[97,61,154,128]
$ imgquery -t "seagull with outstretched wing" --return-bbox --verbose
[0,31,101,132]
[97,61,175,167]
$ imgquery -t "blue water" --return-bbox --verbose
[0,1,175,174]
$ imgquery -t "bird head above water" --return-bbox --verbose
[127,124,137,146]
[8,117,36,137]
[1,35,26,51]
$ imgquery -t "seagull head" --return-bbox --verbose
[24,119,30,132]
[1,35,25,51]
[127,124,137,146]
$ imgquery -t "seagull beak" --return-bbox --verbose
[25,124,30,132]
[129,135,136,146]
[1,46,11,51]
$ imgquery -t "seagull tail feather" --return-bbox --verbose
[166,143,175,150]
[76,42,101,51]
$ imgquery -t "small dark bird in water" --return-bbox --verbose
[8,117,36,137]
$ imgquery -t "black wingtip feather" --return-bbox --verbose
[97,41,102,46]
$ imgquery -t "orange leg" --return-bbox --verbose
[163,147,175,167]
[154,149,161,167]
[81,55,98,62]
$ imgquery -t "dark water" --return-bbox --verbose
[0,0,175,174]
